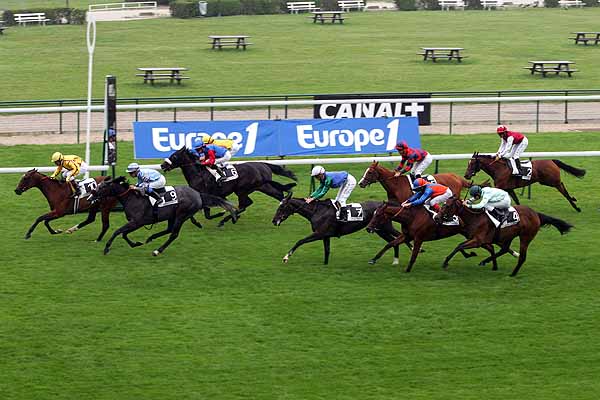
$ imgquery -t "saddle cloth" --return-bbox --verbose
[485,206,520,228]
[519,160,532,181]
[76,178,98,198]
[149,186,178,208]
[206,165,239,183]
[424,204,460,226]
[408,174,437,189]
[343,203,364,222]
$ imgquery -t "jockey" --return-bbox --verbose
[393,140,433,181]
[191,138,231,184]
[495,125,528,176]
[402,177,452,213]
[305,165,357,220]
[202,136,242,157]
[466,185,512,223]
[126,163,166,205]
[50,152,88,197]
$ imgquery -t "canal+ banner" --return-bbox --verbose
[133,117,420,159]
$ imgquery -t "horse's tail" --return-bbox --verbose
[266,164,298,181]
[200,193,238,216]
[537,212,573,235]
[552,159,586,178]
[267,180,297,193]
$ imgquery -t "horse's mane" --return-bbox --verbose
[474,153,494,159]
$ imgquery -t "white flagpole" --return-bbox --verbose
[84,15,96,179]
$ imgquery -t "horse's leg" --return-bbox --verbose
[405,239,424,273]
[96,207,111,242]
[44,218,63,235]
[442,238,482,269]
[282,232,325,263]
[479,240,513,267]
[510,237,531,277]
[123,232,144,248]
[190,215,203,229]
[369,234,406,265]
[24,211,61,239]
[323,237,331,265]
[153,214,191,256]
[481,244,498,271]
[218,193,253,227]
[103,221,142,255]
[375,230,402,265]
[459,249,478,258]
[203,207,225,220]
[66,209,96,235]
[257,182,285,201]
[508,189,520,205]
[146,218,175,244]
[556,182,581,212]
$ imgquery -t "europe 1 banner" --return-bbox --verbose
[133,117,420,159]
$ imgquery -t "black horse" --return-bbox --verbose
[160,147,297,226]
[272,194,404,265]
[90,177,238,256]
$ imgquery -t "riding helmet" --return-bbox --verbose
[311,165,325,176]
[496,125,508,134]
[395,140,408,151]
[413,178,428,188]
[51,152,63,162]
[126,162,140,173]
[469,185,482,197]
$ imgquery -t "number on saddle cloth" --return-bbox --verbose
[485,206,520,229]
[424,204,459,226]
[339,203,364,222]
[148,186,178,208]
[207,165,239,182]
[76,178,97,198]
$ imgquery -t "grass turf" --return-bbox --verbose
[1,131,600,399]
[2,9,600,100]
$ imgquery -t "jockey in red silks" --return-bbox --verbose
[393,140,433,181]
[495,125,528,176]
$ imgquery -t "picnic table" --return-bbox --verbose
[136,67,190,85]
[209,35,252,50]
[570,32,600,45]
[524,61,578,77]
[310,11,346,24]
[418,47,465,62]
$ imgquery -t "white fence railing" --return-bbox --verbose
[88,2,157,11]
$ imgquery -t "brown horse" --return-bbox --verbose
[358,161,472,202]
[464,152,585,212]
[365,202,505,272]
[14,169,117,241]
[438,197,573,277]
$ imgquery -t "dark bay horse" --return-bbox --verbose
[439,197,573,277]
[90,176,238,256]
[358,161,472,202]
[272,194,404,265]
[464,152,586,212]
[365,202,506,273]
[14,169,117,241]
[161,147,297,226]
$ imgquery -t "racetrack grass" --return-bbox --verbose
[3,8,600,100]
[1,0,97,9]
[1,131,600,399]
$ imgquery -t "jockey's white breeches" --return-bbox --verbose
[483,197,511,212]
[62,161,88,181]
[230,143,242,157]
[426,188,453,207]
[505,138,528,159]
[215,151,232,166]
[140,176,166,191]
[411,153,433,176]
[334,174,357,207]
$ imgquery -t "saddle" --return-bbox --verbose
[206,164,239,183]
[424,204,460,226]
[506,159,532,181]
[485,207,520,228]
[332,200,364,222]
[148,186,178,208]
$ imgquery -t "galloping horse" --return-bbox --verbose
[358,161,472,202]
[272,194,404,265]
[90,176,237,256]
[366,202,508,273]
[439,197,573,277]
[161,147,297,226]
[14,169,117,241]
[464,152,586,212]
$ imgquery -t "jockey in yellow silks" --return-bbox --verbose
[50,152,88,197]
[202,136,242,156]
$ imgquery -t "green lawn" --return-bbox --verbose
[2,9,600,100]
[1,0,99,10]
[2,132,600,399]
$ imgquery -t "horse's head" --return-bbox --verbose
[366,202,390,233]
[161,147,191,172]
[15,169,43,195]
[89,176,128,202]
[464,152,482,179]
[359,161,382,188]
[272,192,297,226]
[438,196,462,222]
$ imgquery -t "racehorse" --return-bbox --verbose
[14,169,117,241]
[358,161,472,202]
[272,193,404,265]
[365,202,509,273]
[464,152,586,212]
[161,147,297,226]
[438,197,573,277]
[90,176,237,256]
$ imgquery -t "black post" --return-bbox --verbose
[103,75,117,176]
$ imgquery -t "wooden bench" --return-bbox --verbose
[558,0,585,7]
[287,1,320,13]
[569,32,600,45]
[438,0,465,10]
[14,13,50,26]
[0,27,6,35]
[136,67,190,85]
[338,0,365,11]
[480,0,505,9]
[524,61,578,77]
[208,35,253,50]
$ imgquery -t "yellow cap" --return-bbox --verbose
[203,136,215,144]
[51,152,63,162]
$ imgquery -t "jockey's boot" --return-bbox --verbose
[70,180,81,198]
[492,208,508,225]
[514,158,522,175]
[148,189,164,206]
[213,166,226,186]
[509,158,520,176]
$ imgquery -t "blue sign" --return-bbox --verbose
[133,117,420,159]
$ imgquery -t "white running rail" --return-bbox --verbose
[88,2,157,11]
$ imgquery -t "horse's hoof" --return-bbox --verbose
[368,259,376,265]
[392,258,399,266]
[54,229,63,234]
[510,251,520,258]
[103,248,110,255]
[441,263,449,270]
[479,261,487,267]
[145,238,153,244]
[469,252,477,257]
[134,241,143,247]
[152,250,160,257]
[282,255,289,264]
[24,234,31,240]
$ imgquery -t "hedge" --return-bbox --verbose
[395,0,417,10]
[2,8,86,25]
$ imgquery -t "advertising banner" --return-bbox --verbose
[133,117,420,159]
